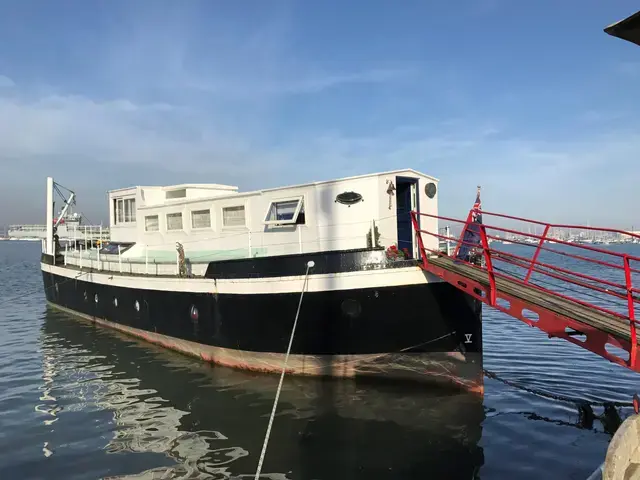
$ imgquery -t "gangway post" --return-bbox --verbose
[623,255,638,369]
[478,224,496,306]
[524,224,550,284]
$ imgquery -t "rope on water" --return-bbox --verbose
[254,260,314,480]
[484,368,635,407]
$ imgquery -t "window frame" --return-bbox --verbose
[144,215,159,232]
[222,205,247,229]
[114,197,136,224]
[263,196,305,226]
[191,208,212,230]
[166,212,184,231]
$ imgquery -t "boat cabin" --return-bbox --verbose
[105,169,440,263]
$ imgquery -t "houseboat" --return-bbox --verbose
[40,170,483,393]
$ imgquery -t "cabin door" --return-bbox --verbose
[395,177,419,259]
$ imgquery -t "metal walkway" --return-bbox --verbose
[411,209,640,373]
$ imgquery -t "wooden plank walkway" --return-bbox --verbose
[429,255,639,344]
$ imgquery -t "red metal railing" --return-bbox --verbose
[411,209,640,371]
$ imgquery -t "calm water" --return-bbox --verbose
[1,241,639,480]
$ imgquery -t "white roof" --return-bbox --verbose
[109,168,438,196]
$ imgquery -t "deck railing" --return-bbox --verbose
[55,214,417,277]
[411,209,640,368]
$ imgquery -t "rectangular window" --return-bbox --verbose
[191,209,211,229]
[264,197,304,225]
[115,198,136,224]
[145,215,159,232]
[116,199,124,224]
[222,206,246,228]
[166,189,187,200]
[166,212,183,231]
[124,199,131,222]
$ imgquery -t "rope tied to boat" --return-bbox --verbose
[254,260,315,480]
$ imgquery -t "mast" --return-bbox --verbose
[45,177,54,255]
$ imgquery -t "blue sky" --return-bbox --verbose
[0,1,638,228]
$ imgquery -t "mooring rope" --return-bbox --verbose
[254,260,314,480]
[484,368,635,407]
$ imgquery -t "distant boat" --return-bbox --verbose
[8,208,108,242]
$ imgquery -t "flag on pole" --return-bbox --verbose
[456,186,482,262]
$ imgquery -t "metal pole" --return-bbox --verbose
[97,226,101,271]
[64,243,68,265]
[118,245,122,273]
[46,177,54,255]
[446,226,451,256]
[145,247,148,274]
[371,219,376,247]
[79,247,83,269]
[248,231,252,258]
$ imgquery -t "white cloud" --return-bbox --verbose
[0,94,283,178]
[184,67,415,98]
[0,88,638,227]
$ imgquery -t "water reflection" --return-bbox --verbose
[39,308,485,479]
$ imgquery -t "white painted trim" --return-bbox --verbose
[42,262,438,295]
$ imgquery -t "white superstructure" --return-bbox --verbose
[100,169,440,264]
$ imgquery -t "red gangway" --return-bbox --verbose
[410,209,640,373]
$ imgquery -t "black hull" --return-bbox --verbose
[41,251,483,393]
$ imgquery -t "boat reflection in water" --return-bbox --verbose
[39,309,485,479]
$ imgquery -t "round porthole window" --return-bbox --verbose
[425,182,437,199]
[94,293,99,303]
[190,305,199,321]
[134,300,140,312]
[341,299,362,319]
[113,297,118,307]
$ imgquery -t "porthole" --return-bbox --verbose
[341,299,362,319]
[94,293,99,304]
[190,305,199,321]
[425,182,437,199]
[134,300,140,312]
[113,297,118,307]
[84,291,88,302]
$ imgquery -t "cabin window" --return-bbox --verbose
[191,209,211,229]
[166,189,187,200]
[115,198,136,224]
[222,206,246,228]
[264,197,305,225]
[166,212,183,231]
[145,215,159,232]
